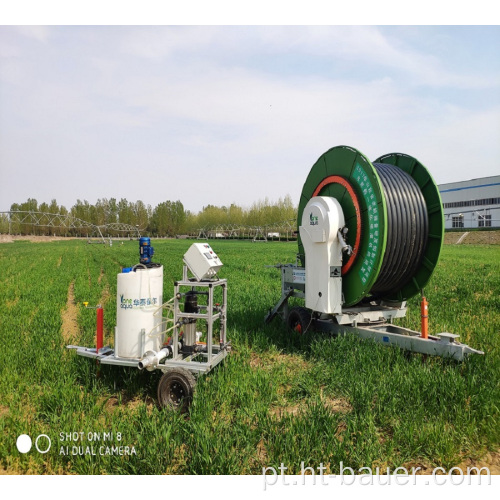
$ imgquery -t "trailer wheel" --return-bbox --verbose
[287,306,312,335]
[157,368,196,412]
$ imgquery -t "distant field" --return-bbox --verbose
[0,239,499,474]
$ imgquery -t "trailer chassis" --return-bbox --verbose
[265,264,483,361]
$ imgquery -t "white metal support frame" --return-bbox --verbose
[167,266,229,373]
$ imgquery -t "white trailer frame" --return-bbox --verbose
[265,264,483,361]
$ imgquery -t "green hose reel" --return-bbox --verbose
[297,145,444,306]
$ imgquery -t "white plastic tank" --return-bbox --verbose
[115,265,164,359]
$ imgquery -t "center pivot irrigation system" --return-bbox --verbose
[265,145,483,360]
[68,238,229,412]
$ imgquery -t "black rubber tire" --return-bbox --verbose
[287,306,312,335]
[157,368,196,412]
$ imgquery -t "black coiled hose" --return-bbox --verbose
[370,163,428,295]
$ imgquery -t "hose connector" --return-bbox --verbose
[138,348,169,371]
[337,229,352,255]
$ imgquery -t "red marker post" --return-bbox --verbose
[96,306,103,353]
[421,296,428,339]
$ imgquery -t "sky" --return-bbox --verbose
[1,19,499,214]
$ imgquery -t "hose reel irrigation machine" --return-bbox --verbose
[265,145,483,360]
[68,239,229,412]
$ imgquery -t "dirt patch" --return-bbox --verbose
[98,275,113,345]
[248,438,268,469]
[320,391,352,414]
[100,284,111,307]
[270,403,303,419]
[61,281,79,342]
[402,449,500,475]
[101,394,155,414]
[0,235,78,244]
[335,421,348,442]
[0,457,73,475]
[444,232,463,245]
[444,231,500,245]
[249,353,263,369]
[270,388,352,420]
[104,396,120,413]
[165,444,189,474]
[256,438,268,463]
[464,231,500,245]
[456,450,500,474]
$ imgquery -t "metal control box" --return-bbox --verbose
[183,243,223,280]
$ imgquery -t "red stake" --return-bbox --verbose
[96,306,103,353]
[421,296,428,339]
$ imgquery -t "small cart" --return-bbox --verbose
[68,242,230,412]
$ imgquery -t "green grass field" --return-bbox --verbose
[0,239,499,474]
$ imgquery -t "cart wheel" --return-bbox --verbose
[157,368,196,412]
[287,306,312,335]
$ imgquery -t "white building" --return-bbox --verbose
[438,175,500,230]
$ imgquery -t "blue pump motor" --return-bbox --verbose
[139,237,154,265]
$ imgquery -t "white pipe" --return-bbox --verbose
[138,348,169,370]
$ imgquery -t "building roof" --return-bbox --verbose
[438,175,500,193]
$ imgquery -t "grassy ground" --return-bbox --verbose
[0,239,498,474]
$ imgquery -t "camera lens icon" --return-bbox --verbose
[16,434,32,453]
[16,434,51,454]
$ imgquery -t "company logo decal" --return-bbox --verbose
[120,295,158,309]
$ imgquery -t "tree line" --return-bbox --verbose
[0,195,297,238]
